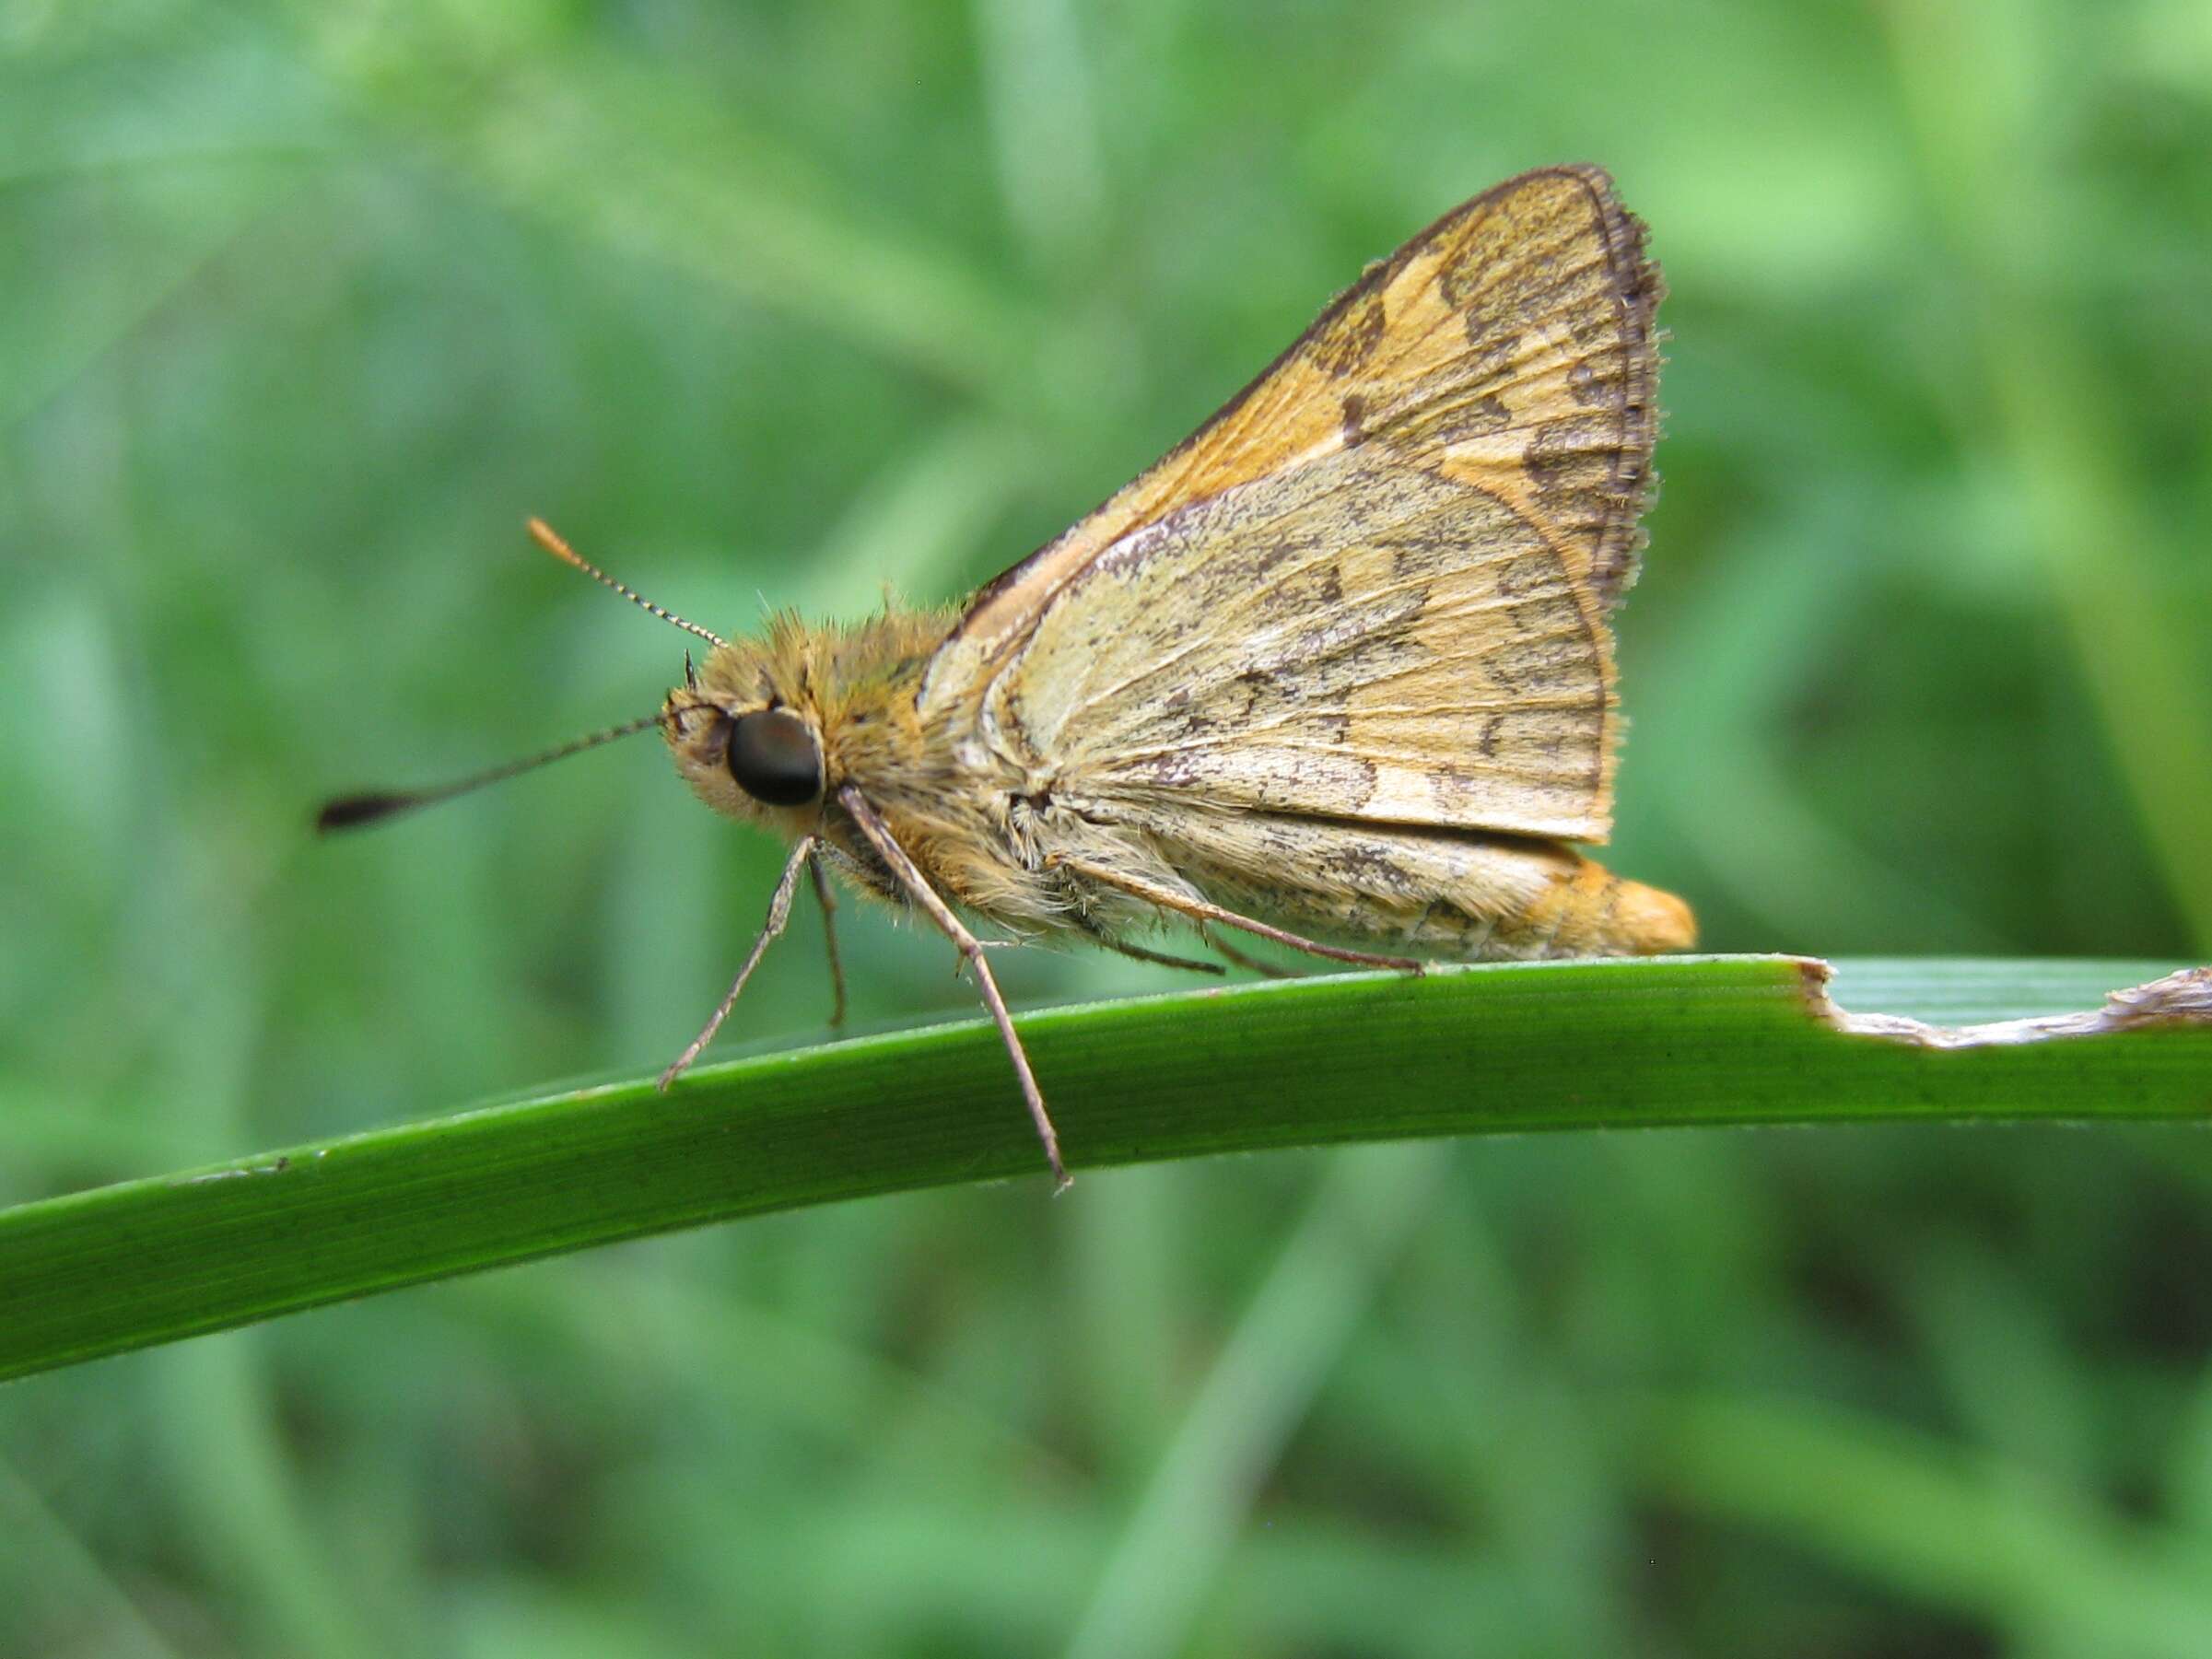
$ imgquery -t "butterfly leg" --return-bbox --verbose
[838,786,1070,1192]
[659,834,818,1091]
[1073,912,1226,976]
[807,847,849,1027]
[1047,855,1423,974]
[1200,926,1292,979]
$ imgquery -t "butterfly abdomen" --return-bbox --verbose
[1104,802,1693,960]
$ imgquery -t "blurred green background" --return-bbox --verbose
[6,0,2212,1653]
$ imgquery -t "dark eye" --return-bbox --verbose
[727,708,822,806]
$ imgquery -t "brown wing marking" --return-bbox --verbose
[993,446,1619,843]
[920,164,1661,715]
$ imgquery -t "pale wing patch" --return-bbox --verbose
[921,164,1658,715]
[993,447,1615,842]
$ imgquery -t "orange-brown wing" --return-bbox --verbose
[920,164,1662,716]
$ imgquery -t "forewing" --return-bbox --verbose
[991,446,1616,841]
[922,164,1661,718]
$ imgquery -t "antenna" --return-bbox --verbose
[316,711,669,834]
[527,518,727,649]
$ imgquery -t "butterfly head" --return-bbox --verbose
[662,635,829,826]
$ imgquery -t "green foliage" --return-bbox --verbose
[5,0,2212,1653]
[7,956,2203,1385]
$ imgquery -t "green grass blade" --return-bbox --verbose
[2,955,2206,1384]
[1644,1391,2212,1653]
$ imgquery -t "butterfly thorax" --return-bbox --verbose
[662,603,1069,919]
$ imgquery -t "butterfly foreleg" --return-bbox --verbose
[660,833,819,1091]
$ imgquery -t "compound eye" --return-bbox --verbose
[726,707,823,807]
